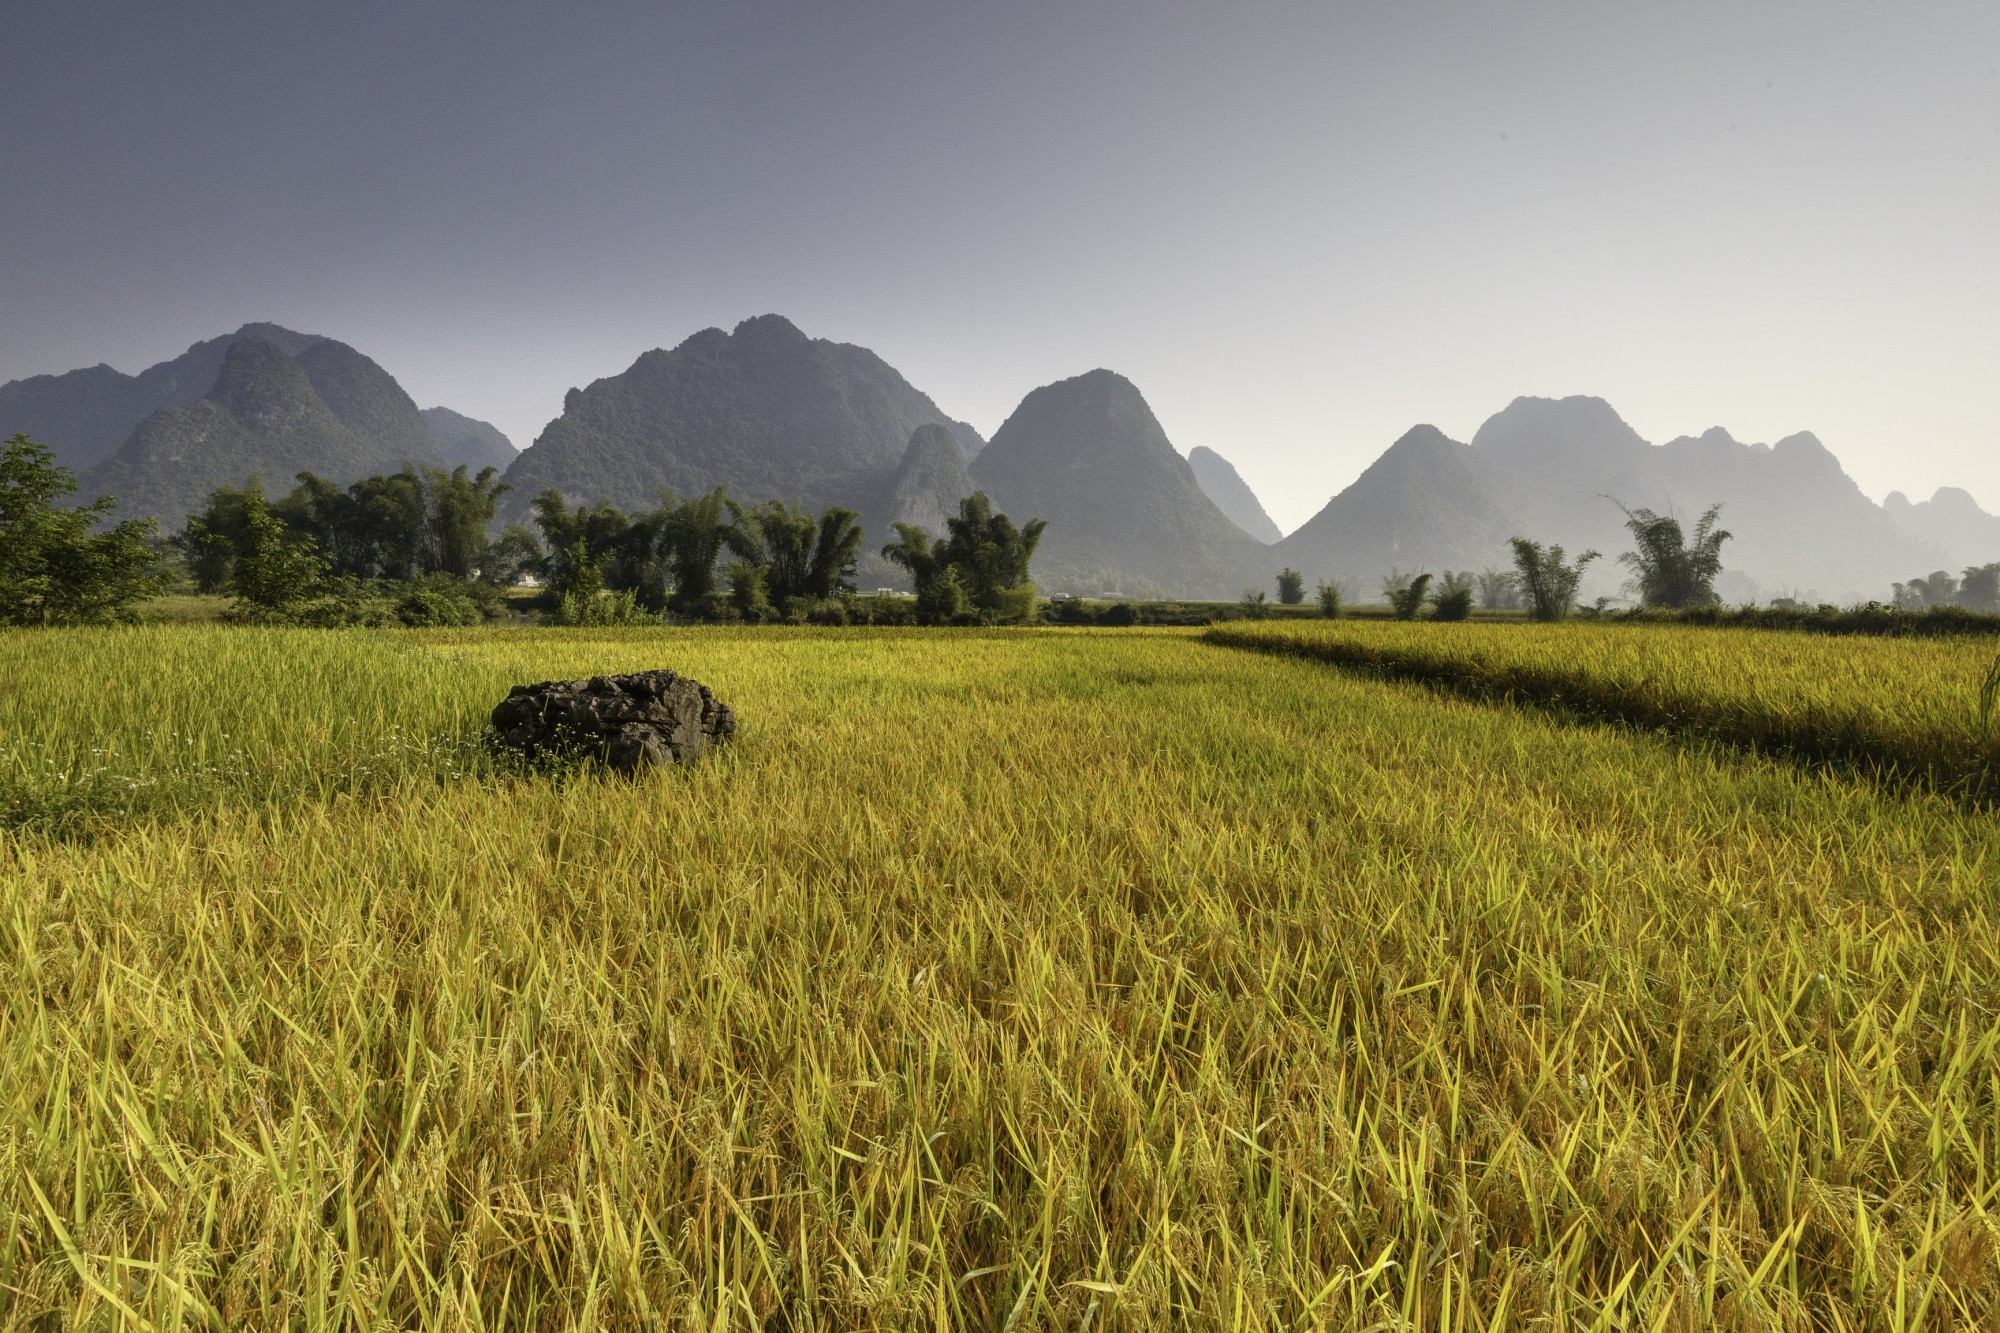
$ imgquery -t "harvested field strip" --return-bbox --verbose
[1208,619,2000,801]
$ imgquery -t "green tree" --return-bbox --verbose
[1616,501,1730,608]
[532,489,635,601]
[725,499,865,607]
[659,489,733,616]
[1959,563,2000,614]
[180,482,265,592]
[882,493,1045,625]
[1239,588,1271,620]
[0,434,159,625]
[1390,573,1433,620]
[1893,570,1962,611]
[1275,568,1305,605]
[1431,570,1475,621]
[1510,538,1599,621]
[427,466,511,579]
[1315,580,1341,618]
[725,559,776,622]
[232,490,325,613]
[482,526,545,587]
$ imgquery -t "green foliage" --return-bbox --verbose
[228,489,327,616]
[1390,573,1433,620]
[1616,501,1730,608]
[532,490,639,601]
[1431,571,1475,622]
[1239,588,1270,620]
[482,526,545,587]
[1275,567,1305,605]
[882,492,1044,625]
[1510,538,1599,621]
[1315,581,1341,618]
[660,489,732,616]
[426,466,512,578]
[1895,564,2000,614]
[726,560,776,623]
[1959,563,2000,615]
[0,434,160,625]
[915,563,973,625]
[725,499,864,610]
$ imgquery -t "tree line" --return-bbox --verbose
[0,432,1052,627]
[1262,502,1735,622]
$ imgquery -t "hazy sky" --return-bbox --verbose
[2,2,1995,531]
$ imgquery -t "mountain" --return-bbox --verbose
[0,322,324,472]
[1187,445,1283,542]
[1277,426,1517,586]
[500,314,979,522]
[82,339,444,523]
[1883,487,2000,572]
[293,339,434,463]
[873,424,975,537]
[1279,396,1949,604]
[422,407,519,471]
[969,370,1272,598]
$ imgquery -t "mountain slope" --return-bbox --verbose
[969,370,1272,598]
[0,322,324,471]
[500,314,975,521]
[1883,487,2000,571]
[1467,397,1939,601]
[1277,426,1518,584]
[82,339,441,524]
[422,407,518,471]
[294,339,435,463]
[1280,396,1949,604]
[872,424,975,537]
[1187,445,1283,542]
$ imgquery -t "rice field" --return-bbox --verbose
[1209,617,2000,803]
[1,623,1997,1329]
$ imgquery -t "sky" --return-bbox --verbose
[2,1,1996,532]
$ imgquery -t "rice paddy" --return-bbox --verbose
[1,623,1996,1329]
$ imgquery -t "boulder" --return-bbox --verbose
[490,669,735,772]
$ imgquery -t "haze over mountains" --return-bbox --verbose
[4,315,1995,603]
[1275,397,1966,603]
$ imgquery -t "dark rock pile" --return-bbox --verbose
[490,669,735,772]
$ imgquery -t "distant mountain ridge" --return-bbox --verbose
[421,407,518,471]
[969,370,1271,598]
[83,337,448,523]
[498,314,985,523]
[1883,487,2000,573]
[1188,446,1283,543]
[2,322,514,524]
[0,322,326,472]
[1278,395,1971,604]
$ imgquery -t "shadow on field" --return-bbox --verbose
[1206,629,2000,811]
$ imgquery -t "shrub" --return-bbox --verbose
[1390,574,1433,620]
[1431,571,1474,621]
[1276,568,1305,605]
[1616,502,1730,608]
[1315,581,1341,618]
[1510,539,1599,621]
